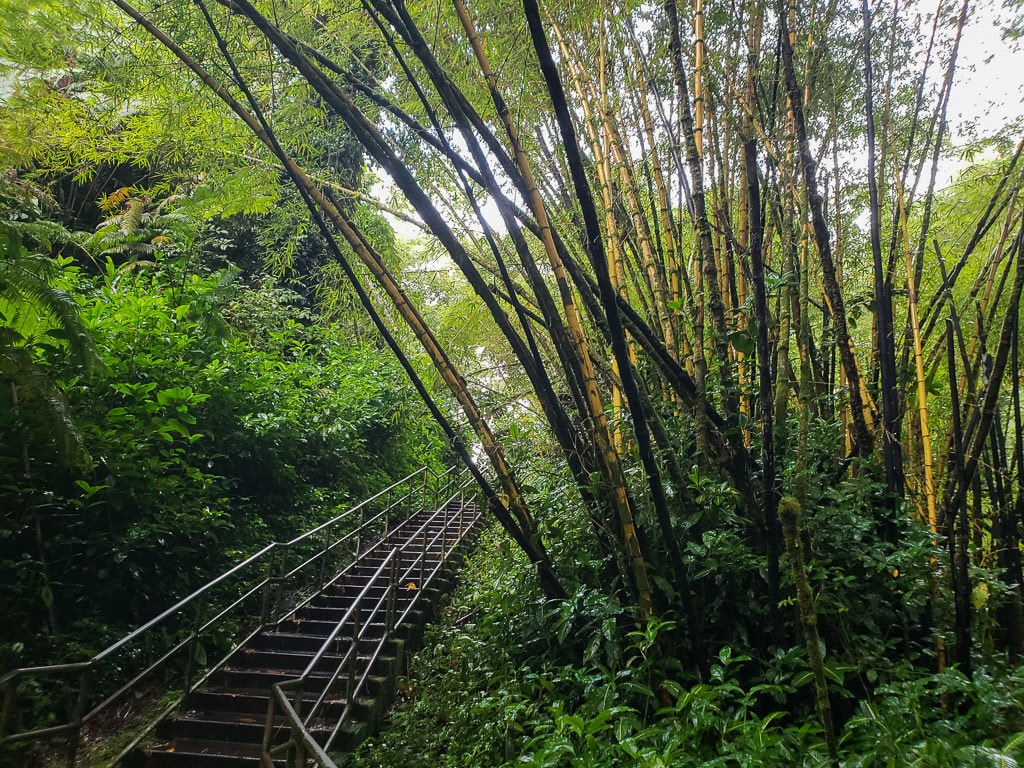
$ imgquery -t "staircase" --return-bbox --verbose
[132,501,480,767]
[0,467,482,768]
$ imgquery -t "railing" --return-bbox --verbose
[0,466,467,767]
[263,481,482,768]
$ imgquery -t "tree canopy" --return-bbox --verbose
[2,0,1024,761]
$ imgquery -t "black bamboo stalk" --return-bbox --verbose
[946,318,971,677]
[863,0,904,503]
[744,137,780,638]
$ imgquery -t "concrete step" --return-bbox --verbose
[273,617,388,638]
[180,687,347,720]
[141,737,262,767]
[250,631,386,656]
[208,664,375,692]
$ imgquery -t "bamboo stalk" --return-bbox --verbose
[113,0,568,598]
[464,0,657,612]
[778,0,875,456]
[891,134,936,530]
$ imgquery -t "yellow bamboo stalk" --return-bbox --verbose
[780,76,877,436]
[603,78,676,355]
[597,20,628,452]
[626,47,689,358]
[889,144,937,531]
[457,0,654,612]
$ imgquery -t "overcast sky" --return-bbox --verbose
[944,2,1023,162]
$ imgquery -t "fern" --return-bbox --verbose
[0,223,100,372]
[0,223,95,470]
[0,344,90,468]
[82,192,197,261]
[99,185,133,213]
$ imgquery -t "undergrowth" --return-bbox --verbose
[346,526,1024,768]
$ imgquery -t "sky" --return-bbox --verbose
[378,1,1024,239]
[942,0,1023,178]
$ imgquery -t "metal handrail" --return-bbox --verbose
[264,478,481,767]
[267,491,478,766]
[0,465,458,766]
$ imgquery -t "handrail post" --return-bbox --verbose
[291,682,305,723]
[264,548,276,626]
[259,547,277,626]
[64,666,91,768]
[262,693,277,765]
[183,595,205,692]
[286,723,303,768]
[386,554,399,632]
[345,603,362,709]
[318,523,331,591]
[295,737,306,768]
[443,503,450,561]
[288,683,308,766]
[353,510,361,562]
[1,677,16,738]
[419,528,428,586]
[272,543,290,625]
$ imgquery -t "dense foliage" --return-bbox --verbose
[348,524,1024,767]
[0,223,445,671]
[2,0,1024,762]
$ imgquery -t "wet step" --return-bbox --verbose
[181,687,347,719]
[345,560,444,582]
[294,601,401,622]
[312,589,411,609]
[158,713,283,746]
[208,664,375,692]
[250,631,349,654]
[274,617,388,638]
[225,648,349,673]
[142,736,263,767]
[250,630,391,656]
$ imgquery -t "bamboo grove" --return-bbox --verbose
[108,0,1022,716]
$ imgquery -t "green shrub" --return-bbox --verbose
[1,254,445,670]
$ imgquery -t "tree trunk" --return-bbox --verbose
[862,0,904,503]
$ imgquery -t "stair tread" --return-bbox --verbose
[186,687,348,705]
[148,737,262,757]
[229,649,345,665]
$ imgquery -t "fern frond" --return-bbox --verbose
[0,346,90,468]
[102,241,156,256]
[109,259,156,292]
[1,224,100,373]
[121,198,145,235]
[7,219,73,252]
[100,186,133,213]
[154,193,185,214]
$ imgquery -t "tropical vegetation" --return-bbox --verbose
[1,0,1023,762]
